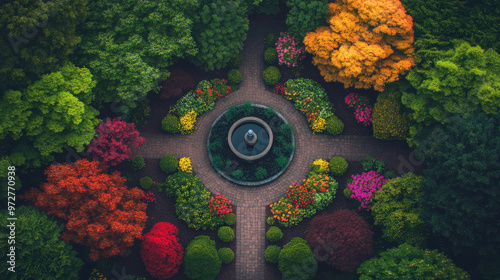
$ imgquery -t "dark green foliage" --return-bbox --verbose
[130,156,146,171]
[372,89,409,140]
[361,157,386,174]
[265,33,278,48]
[160,155,179,174]
[217,226,235,243]
[266,226,283,242]
[0,157,22,206]
[161,115,180,134]
[75,0,198,108]
[231,170,244,180]
[278,237,317,280]
[478,255,500,280]
[265,107,276,118]
[191,1,249,71]
[230,52,243,68]
[211,156,224,169]
[218,248,234,264]
[420,113,500,255]
[372,173,427,246]
[329,156,348,176]
[0,206,83,279]
[225,104,240,121]
[184,236,221,280]
[275,157,289,169]
[280,123,293,140]
[357,244,470,279]
[383,170,399,180]
[265,245,281,264]
[343,187,352,199]
[224,213,236,226]
[209,141,223,153]
[254,0,280,15]
[281,144,294,154]
[0,0,88,92]
[286,0,328,41]
[227,69,242,84]
[272,147,283,157]
[255,167,268,180]
[264,47,278,65]
[263,66,281,85]
[0,63,99,168]
[170,90,212,117]
[267,216,275,226]
[240,101,254,115]
[325,116,344,135]
[139,176,153,190]
[125,98,151,125]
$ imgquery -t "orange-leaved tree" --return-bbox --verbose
[304,0,416,91]
[22,159,147,261]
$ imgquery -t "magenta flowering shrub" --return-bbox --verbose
[275,32,305,68]
[348,171,386,211]
[345,93,373,126]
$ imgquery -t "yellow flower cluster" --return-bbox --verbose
[178,157,193,173]
[89,269,107,280]
[312,158,330,173]
[179,110,197,134]
[311,116,326,134]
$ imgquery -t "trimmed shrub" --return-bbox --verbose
[224,213,236,226]
[130,156,146,171]
[231,170,244,180]
[218,226,235,243]
[343,187,352,199]
[211,156,224,169]
[265,245,281,264]
[140,176,153,190]
[306,209,373,272]
[373,91,409,140]
[218,248,234,264]
[263,66,281,86]
[361,156,386,174]
[266,226,283,242]
[264,47,278,65]
[255,167,268,180]
[208,141,223,153]
[160,154,179,174]
[329,156,348,176]
[184,236,221,280]
[325,116,344,135]
[279,237,317,280]
[162,115,180,133]
[265,33,278,48]
[227,69,242,85]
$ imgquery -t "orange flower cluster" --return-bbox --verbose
[304,0,416,91]
[303,174,331,193]
[270,198,300,223]
[22,159,147,261]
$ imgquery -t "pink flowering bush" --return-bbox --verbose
[345,93,373,126]
[275,32,305,68]
[348,171,386,211]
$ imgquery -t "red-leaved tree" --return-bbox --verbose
[306,209,373,272]
[87,117,145,165]
[140,222,184,279]
[21,159,147,261]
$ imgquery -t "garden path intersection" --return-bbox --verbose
[138,19,409,280]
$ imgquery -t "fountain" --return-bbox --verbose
[228,117,273,162]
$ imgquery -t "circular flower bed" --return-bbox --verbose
[208,103,294,185]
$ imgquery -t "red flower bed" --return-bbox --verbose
[286,183,315,208]
[208,193,233,218]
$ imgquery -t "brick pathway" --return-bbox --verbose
[138,18,411,279]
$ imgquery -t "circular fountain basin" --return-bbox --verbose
[228,117,273,162]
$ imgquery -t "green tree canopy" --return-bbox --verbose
[74,0,199,110]
[0,206,83,279]
[401,41,500,146]
[0,63,99,168]
[191,0,249,71]
[0,0,88,92]
[286,0,328,41]
[372,173,427,246]
[357,244,470,279]
[420,113,500,255]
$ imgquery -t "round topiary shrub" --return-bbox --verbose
[140,176,153,189]
[231,170,244,180]
[263,66,281,86]
[265,245,281,264]
[267,216,275,226]
[227,69,242,85]
[264,47,278,65]
[161,115,180,133]
[224,213,236,226]
[325,116,344,135]
[218,248,235,264]
[279,237,317,280]
[265,33,278,48]
[160,155,178,174]
[218,226,235,243]
[343,187,352,199]
[184,236,221,280]
[266,226,283,242]
[130,156,146,171]
[329,156,348,176]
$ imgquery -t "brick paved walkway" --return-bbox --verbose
[138,18,411,279]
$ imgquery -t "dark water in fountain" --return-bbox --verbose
[231,122,270,156]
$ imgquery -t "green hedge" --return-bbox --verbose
[263,66,281,86]
[372,91,408,140]
[278,237,317,280]
[160,154,178,174]
[266,226,283,242]
[218,226,235,243]
[139,176,153,189]
[161,115,180,134]
[218,248,235,264]
[265,245,281,264]
[329,156,348,176]
[184,236,221,280]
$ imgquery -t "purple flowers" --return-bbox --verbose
[275,32,305,68]
[348,171,386,211]
[345,92,373,126]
